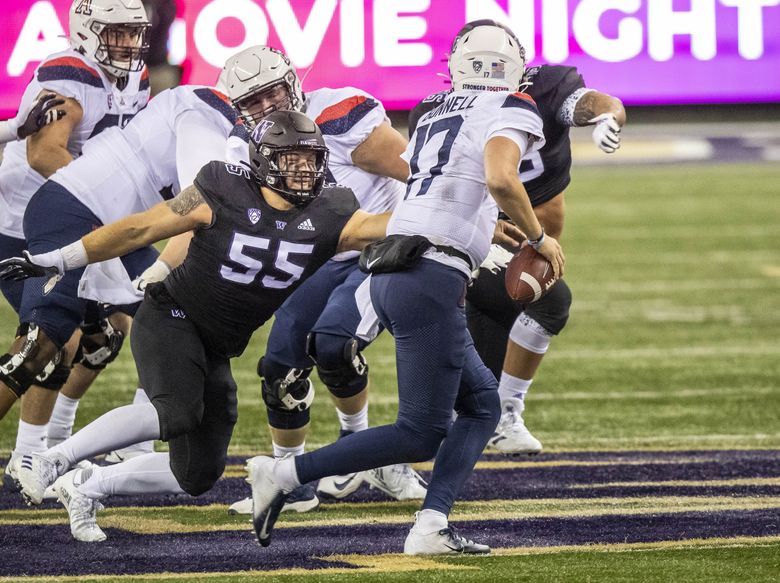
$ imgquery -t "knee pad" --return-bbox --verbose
[0,323,45,397]
[35,352,72,391]
[306,333,368,398]
[259,357,314,430]
[74,318,125,371]
[524,279,572,336]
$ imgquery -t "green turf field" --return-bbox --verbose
[1,163,779,582]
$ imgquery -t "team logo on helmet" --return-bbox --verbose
[472,61,483,73]
[252,120,276,144]
[247,208,262,225]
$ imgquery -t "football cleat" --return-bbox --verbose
[404,517,490,555]
[228,483,319,515]
[54,467,106,542]
[17,452,69,505]
[487,397,542,455]
[364,464,427,500]
[246,455,288,547]
[2,451,21,492]
[316,472,364,500]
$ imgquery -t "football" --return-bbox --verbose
[504,245,558,303]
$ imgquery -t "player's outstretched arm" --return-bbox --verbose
[485,136,565,277]
[0,186,212,282]
[336,210,391,253]
[26,93,83,177]
[572,90,626,154]
[351,121,410,182]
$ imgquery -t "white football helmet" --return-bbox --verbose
[68,0,150,78]
[218,46,304,129]
[448,20,527,92]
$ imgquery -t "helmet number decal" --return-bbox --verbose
[74,0,93,15]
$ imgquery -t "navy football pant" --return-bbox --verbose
[295,259,500,515]
[19,181,157,348]
[265,257,369,369]
[0,233,26,312]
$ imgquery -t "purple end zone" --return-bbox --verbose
[4,449,778,510]
[1,509,779,577]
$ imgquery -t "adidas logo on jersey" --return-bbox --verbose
[298,219,315,231]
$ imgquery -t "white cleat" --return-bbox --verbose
[404,515,490,555]
[364,464,427,501]
[17,452,69,505]
[228,496,252,515]
[316,472,364,500]
[2,451,21,492]
[487,398,543,455]
[246,456,288,547]
[54,467,107,542]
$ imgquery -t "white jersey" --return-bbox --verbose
[389,90,545,276]
[53,85,239,226]
[0,49,150,239]
[225,87,406,262]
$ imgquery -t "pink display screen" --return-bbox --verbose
[1,0,779,118]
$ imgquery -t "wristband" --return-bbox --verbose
[61,240,89,270]
[527,229,545,251]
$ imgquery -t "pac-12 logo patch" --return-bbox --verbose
[472,60,483,73]
[252,119,275,143]
[248,208,262,225]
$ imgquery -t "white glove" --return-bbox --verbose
[589,113,621,153]
[132,259,171,292]
[480,244,515,274]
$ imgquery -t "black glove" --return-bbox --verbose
[17,93,66,139]
[0,253,61,282]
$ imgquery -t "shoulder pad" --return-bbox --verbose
[316,185,360,217]
[37,56,103,88]
[193,88,239,125]
[315,95,380,136]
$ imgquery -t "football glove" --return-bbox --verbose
[0,251,64,295]
[17,93,66,140]
[132,259,171,293]
[589,113,621,154]
[480,244,515,274]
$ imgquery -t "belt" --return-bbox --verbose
[432,244,474,271]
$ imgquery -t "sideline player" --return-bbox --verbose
[215,46,425,515]
[410,20,626,454]
[0,0,151,484]
[0,49,283,479]
[2,111,390,542]
[247,27,563,555]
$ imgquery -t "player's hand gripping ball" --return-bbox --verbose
[505,245,558,303]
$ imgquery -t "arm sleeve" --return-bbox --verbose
[175,110,231,189]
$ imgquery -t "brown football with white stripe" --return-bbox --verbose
[505,245,558,303]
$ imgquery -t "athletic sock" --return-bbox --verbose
[111,389,155,454]
[336,403,368,433]
[46,393,80,447]
[498,372,532,403]
[48,403,161,466]
[77,452,184,499]
[15,420,48,455]
[273,442,304,458]
[414,508,448,533]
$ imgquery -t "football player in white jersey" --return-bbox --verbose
[0,0,151,487]
[246,29,563,555]
[0,50,281,486]
[207,46,431,514]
